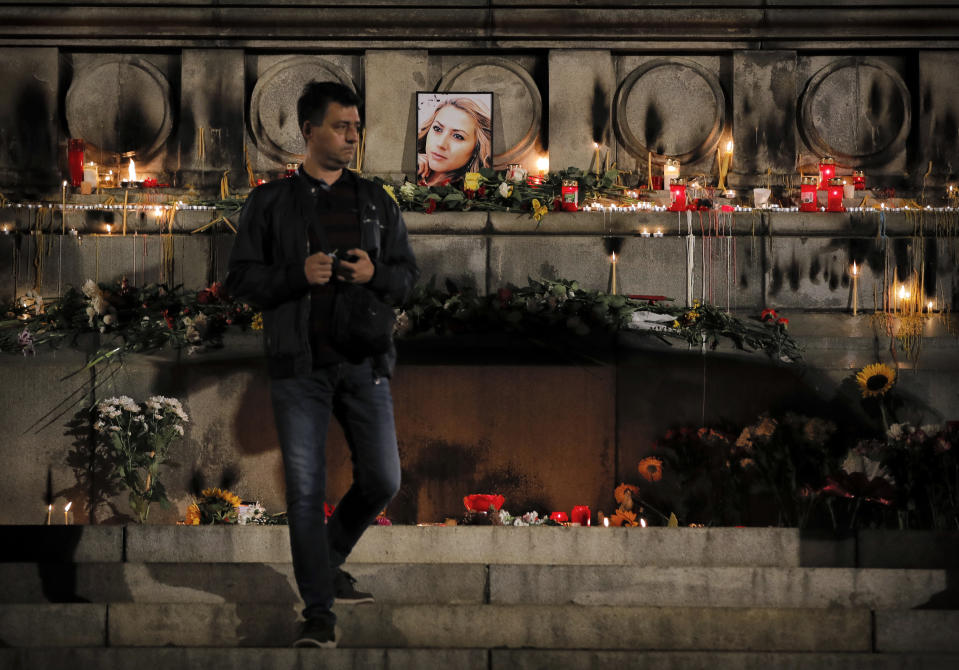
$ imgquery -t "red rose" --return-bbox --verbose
[425,199,437,214]
[777,317,789,326]
[761,308,778,321]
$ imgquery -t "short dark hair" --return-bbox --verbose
[297,81,361,130]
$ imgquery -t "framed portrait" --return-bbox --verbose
[415,91,493,186]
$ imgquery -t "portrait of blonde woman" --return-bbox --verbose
[416,93,493,186]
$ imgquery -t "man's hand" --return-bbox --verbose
[304,252,334,285]
[336,248,374,284]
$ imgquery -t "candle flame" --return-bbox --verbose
[593,142,599,149]
[105,224,112,234]
[851,261,858,276]
[898,284,909,301]
[154,206,163,217]
[536,156,549,174]
[603,517,609,527]
[128,159,136,182]
[928,301,934,311]
[725,140,734,154]
[64,501,72,513]
[640,517,647,528]
[611,252,617,263]
[48,504,52,511]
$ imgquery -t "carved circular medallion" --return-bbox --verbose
[437,58,542,166]
[614,58,726,164]
[65,56,172,159]
[799,57,911,165]
[250,56,356,163]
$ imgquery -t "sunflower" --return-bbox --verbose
[638,456,663,482]
[856,363,896,398]
[201,487,242,508]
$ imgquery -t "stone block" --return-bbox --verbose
[409,234,487,293]
[0,603,105,647]
[0,47,59,190]
[334,604,870,651]
[349,527,800,567]
[0,526,123,563]
[488,566,948,610]
[0,562,485,605]
[0,648,490,670]
[875,610,959,653]
[364,51,429,178]
[547,51,615,174]
[858,530,959,570]
[491,650,959,670]
[125,526,292,563]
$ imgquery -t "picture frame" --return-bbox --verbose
[415,91,493,186]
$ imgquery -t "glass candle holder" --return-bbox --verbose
[663,159,680,191]
[285,163,298,178]
[853,170,865,191]
[68,139,85,187]
[668,178,687,211]
[561,179,579,211]
[570,505,591,526]
[826,177,845,212]
[506,163,527,184]
[818,156,835,190]
[800,176,819,212]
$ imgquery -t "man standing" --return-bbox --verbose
[225,81,418,647]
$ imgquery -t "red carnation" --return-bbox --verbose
[761,308,778,321]
[777,317,789,326]
[425,199,437,214]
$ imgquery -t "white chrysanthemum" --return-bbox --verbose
[399,182,417,201]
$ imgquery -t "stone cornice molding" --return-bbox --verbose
[1,2,958,49]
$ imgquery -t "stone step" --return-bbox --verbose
[3,603,957,653]
[1,563,953,611]
[0,562,487,605]
[2,526,957,569]
[2,649,957,670]
[12,648,959,670]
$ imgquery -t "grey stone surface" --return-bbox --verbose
[0,562,486,605]
[364,50,428,179]
[489,566,950,609]
[409,234,488,293]
[178,49,247,190]
[858,530,959,570]
[125,525,292,563]
[102,602,871,650]
[334,604,870,651]
[0,648,490,670]
[0,604,105,647]
[875,610,959,653]
[491,650,959,670]
[547,51,615,175]
[0,47,58,190]
[0,526,123,563]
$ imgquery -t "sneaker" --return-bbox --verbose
[333,567,375,604]
[293,617,337,648]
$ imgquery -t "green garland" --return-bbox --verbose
[2,277,800,365]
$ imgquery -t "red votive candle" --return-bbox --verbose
[818,156,835,190]
[651,175,664,190]
[570,505,591,526]
[826,177,845,212]
[561,179,579,211]
[853,170,865,191]
[68,139,85,188]
[668,178,686,212]
[549,511,569,524]
[800,176,819,212]
[527,174,545,187]
[285,163,298,178]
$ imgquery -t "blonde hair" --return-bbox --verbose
[417,97,492,180]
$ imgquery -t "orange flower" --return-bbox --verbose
[638,457,663,482]
[184,503,201,525]
[614,483,639,505]
[610,507,639,527]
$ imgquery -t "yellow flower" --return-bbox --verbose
[251,313,263,331]
[463,172,482,191]
[856,363,896,398]
[610,508,639,527]
[382,183,398,204]
[202,487,242,508]
[531,198,549,222]
[185,503,201,525]
[672,320,680,328]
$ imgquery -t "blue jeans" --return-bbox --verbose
[270,359,401,622]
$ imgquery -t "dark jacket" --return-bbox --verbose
[224,171,419,379]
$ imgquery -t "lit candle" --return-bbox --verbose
[664,159,680,191]
[64,501,72,525]
[105,224,112,235]
[610,252,618,295]
[851,262,858,316]
[592,142,600,173]
[46,504,52,525]
[826,177,845,212]
[603,516,610,528]
[647,151,653,190]
[653,228,663,238]
[818,156,836,189]
[640,517,647,528]
[640,227,650,238]
[561,180,579,211]
[927,301,934,313]
[536,155,549,176]
[571,505,591,526]
[668,178,687,212]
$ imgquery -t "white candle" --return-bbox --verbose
[46,504,52,525]
[64,501,72,525]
